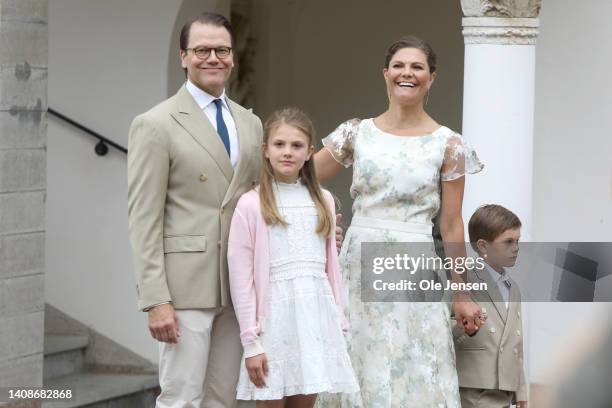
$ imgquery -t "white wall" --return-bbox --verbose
[533,0,612,242]
[47,0,182,363]
[527,0,612,383]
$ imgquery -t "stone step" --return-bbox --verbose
[44,334,89,355]
[43,334,89,380]
[41,372,158,408]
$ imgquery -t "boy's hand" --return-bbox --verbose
[453,292,486,335]
[245,353,268,388]
[517,401,528,408]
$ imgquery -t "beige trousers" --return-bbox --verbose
[156,307,243,408]
[460,387,515,408]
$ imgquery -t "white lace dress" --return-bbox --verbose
[235,181,359,400]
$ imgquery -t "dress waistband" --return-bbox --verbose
[351,216,433,235]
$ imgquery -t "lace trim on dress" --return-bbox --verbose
[321,118,362,168]
[237,379,359,400]
[236,352,359,400]
[440,132,484,181]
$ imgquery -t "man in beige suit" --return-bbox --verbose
[454,205,528,408]
[128,13,262,408]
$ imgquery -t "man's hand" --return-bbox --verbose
[245,353,268,388]
[453,292,486,336]
[147,303,180,343]
[517,401,528,408]
[336,213,344,253]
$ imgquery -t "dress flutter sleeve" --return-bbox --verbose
[440,132,484,181]
[321,118,361,168]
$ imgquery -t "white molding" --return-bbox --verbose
[461,0,542,18]
[462,17,540,45]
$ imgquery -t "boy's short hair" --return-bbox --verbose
[468,204,522,251]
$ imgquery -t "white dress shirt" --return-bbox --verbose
[186,80,240,168]
[485,264,511,308]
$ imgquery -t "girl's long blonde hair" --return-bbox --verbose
[259,107,333,237]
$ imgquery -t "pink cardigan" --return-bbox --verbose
[227,188,347,358]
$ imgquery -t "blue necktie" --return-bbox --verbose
[213,99,231,156]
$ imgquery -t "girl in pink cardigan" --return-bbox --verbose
[228,108,358,407]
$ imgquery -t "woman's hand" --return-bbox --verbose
[245,353,268,388]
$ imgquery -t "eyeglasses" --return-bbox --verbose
[185,46,232,59]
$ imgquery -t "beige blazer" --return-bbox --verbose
[128,84,262,311]
[453,267,528,401]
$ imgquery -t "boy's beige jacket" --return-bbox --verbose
[453,267,528,401]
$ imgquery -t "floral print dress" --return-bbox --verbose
[319,118,483,408]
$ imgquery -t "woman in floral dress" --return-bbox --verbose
[314,36,485,407]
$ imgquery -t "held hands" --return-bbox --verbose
[147,303,180,343]
[453,292,487,336]
[336,213,344,253]
[245,353,268,388]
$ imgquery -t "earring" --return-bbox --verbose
[425,91,430,106]
[483,253,488,258]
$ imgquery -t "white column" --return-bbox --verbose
[460,14,540,239]
[460,2,542,392]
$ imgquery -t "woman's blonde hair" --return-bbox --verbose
[258,107,333,237]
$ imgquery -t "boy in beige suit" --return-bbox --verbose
[453,204,528,408]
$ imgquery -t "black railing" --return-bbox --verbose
[48,108,127,156]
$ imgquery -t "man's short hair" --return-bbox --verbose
[468,204,522,250]
[179,12,234,50]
